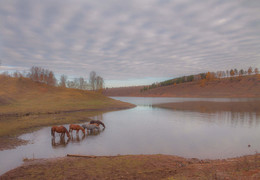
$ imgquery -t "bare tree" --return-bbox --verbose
[89,71,96,90]
[96,76,104,90]
[46,71,56,86]
[239,69,244,76]
[79,77,85,90]
[248,67,253,75]
[59,75,67,87]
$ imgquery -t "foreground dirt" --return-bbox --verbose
[104,75,260,98]
[1,154,260,179]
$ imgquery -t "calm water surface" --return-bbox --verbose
[0,97,260,175]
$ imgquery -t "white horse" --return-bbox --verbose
[81,123,100,134]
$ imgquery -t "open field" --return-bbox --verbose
[1,154,260,179]
[104,75,260,98]
[0,75,135,149]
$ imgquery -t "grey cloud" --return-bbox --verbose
[0,0,260,85]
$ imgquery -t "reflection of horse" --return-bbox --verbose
[69,124,85,135]
[51,126,70,138]
[51,136,70,148]
[70,133,86,143]
[90,120,105,128]
[82,123,100,134]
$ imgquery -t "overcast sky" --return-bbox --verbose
[0,0,260,87]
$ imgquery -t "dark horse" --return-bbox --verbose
[90,120,105,128]
[51,126,70,138]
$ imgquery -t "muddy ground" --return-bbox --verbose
[1,154,260,179]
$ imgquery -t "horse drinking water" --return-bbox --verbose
[69,124,85,136]
[82,123,100,134]
[51,126,70,138]
[90,120,105,128]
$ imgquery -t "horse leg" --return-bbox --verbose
[82,129,85,135]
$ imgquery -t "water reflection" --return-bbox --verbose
[70,134,85,144]
[51,136,70,148]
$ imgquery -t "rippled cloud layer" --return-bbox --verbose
[0,0,260,86]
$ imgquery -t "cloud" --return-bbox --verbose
[0,0,260,86]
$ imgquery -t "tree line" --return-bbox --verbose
[141,66,259,92]
[1,66,104,91]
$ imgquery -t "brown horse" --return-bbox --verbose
[90,120,105,128]
[69,124,85,135]
[51,126,70,138]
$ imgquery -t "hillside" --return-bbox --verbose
[104,75,260,98]
[0,75,134,115]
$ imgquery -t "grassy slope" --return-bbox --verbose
[104,75,260,97]
[0,75,134,139]
[0,75,133,115]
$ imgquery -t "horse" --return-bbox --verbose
[82,123,100,134]
[69,124,85,135]
[90,120,105,128]
[51,126,70,138]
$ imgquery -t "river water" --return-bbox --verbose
[0,97,260,175]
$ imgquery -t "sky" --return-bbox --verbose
[0,0,260,87]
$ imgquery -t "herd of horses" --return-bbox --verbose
[51,120,105,138]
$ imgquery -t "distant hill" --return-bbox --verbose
[104,75,260,98]
[0,75,134,115]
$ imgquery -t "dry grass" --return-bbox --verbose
[0,75,132,115]
[2,154,260,179]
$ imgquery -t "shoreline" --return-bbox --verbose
[1,153,259,179]
[0,104,135,151]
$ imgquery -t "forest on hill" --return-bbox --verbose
[141,66,259,92]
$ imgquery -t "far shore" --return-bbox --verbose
[153,100,260,113]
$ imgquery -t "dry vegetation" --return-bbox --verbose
[1,154,260,179]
